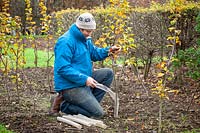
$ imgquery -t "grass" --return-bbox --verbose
[181,129,200,133]
[24,48,54,68]
[0,124,13,133]
[2,47,165,69]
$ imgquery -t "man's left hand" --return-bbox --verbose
[109,45,121,55]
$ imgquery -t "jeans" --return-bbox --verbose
[60,68,114,118]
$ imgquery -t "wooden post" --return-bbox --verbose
[114,93,119,118]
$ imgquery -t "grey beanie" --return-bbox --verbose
[75,12,96,30]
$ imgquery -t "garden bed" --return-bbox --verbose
[0,67,200,132]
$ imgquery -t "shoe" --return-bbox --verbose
[49,93,63,116]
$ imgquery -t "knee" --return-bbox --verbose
[90,105,105,118]
[104,68,114,78]
[92,110,104,118]
[60,101,71,114]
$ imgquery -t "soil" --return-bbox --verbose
[0,66,200,133]
[0,38,200,133]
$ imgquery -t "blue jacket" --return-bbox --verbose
[54,24,109,92]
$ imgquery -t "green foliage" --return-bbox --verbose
[172,10,200,81]
[181,128,200,133]
[0,124,13,133]
[173,47,200,80]
[24,48,54,68]
[195,12,200,46]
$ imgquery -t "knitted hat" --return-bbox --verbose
[75,12,96,30]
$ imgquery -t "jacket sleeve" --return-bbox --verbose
[54,39,88,86]
[87,38,110,61]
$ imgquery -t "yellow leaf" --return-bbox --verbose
[168,27,175,32]
[30,22,36,25]
[167,77,172,81]
[0,42,3,48]
[102,43,107,47]
[167,36,175,40]
[31,44,35,48]
[157,72,164,78]
[163,66,168,72]
[110,25,115,30]
[168,90,179,95]
[95,40,100,45]
[151,88,157,91]
[157,79,163,85]
[175,30,181,35]
[165,96,169,100]
[172,57,179,62]
[115,29,121,34]
[13,43,18,48]
[170,19,177,25]
[156,61,166,69]
[160,93,165,98]
[48,35,53,39]
[166,44,173,47]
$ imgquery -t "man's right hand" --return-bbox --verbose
[86,77,97,88]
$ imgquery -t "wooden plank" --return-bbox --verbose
[63,115,92,127]
[73,114,107,129]
[57,116,82,129]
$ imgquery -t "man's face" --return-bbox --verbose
[80,29,94,38]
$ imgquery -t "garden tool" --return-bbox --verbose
[96,83,119,117]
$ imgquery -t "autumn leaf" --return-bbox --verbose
[157,73,165,78]
[168,27,175,32]
[167,36,175,40]
[156,61,166,69]
[168,90,179,95]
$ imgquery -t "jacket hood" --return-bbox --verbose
[69,24,86,42]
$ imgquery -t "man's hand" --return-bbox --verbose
[109,45,121,55]
[86,77,97,88]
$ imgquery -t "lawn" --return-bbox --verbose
[24,48,54,68]
[0,124,13,133]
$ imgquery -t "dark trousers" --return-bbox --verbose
[60,68,113,118]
